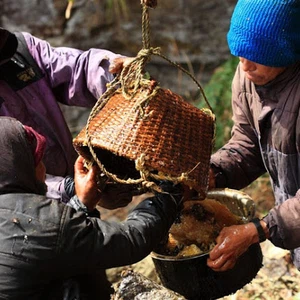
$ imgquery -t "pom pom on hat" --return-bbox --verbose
[227,0,300,67]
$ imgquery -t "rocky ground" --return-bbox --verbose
[100,178,300,300]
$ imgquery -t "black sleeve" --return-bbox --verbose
[60,192,178,269]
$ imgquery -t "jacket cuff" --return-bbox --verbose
[67,195,89,213]
[63,176,75,201]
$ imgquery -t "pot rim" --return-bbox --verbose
[151,250,209,261]
[151,188,255,262]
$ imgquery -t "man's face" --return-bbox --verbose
[239,57,287,86]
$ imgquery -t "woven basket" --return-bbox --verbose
[73,79,215,197]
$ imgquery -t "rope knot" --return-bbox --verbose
[137,47,161,60]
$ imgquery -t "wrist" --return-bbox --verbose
[251,218,267,243]
[67,195,91,213]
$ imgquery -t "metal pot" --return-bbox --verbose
[151,189,263,300]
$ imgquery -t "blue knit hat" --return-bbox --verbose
[227,0,300,67]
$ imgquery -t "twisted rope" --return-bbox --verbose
[84,1,215,192]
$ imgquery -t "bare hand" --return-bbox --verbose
[109,57,135,74]
[207,223,258,271]
[74,156,101,211]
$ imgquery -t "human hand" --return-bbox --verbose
[74,156,101,211]
[109,57,135,74]
[207,223,258,272]
[156,181,184,207]
[97,182,137,210]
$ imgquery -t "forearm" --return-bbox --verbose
[62,194,178,269]
[23,32,121,106]
[98,195,178,267]
[211,138,266,189]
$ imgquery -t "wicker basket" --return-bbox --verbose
[73,79,215,197]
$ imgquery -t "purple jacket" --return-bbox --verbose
[211,62,300,269]
[0,32,121,200]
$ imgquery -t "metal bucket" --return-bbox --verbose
[151,189,263,300]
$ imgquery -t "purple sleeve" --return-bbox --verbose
[45,174,73,204]
[263,190,300,250]
[23,32,122,107]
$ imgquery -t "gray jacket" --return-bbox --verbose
[211,62,300,268]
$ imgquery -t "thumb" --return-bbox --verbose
[85,165,98,183]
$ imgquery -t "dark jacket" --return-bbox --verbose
[211,62,300,268]
[0,117,179,299]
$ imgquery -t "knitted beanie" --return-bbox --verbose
[227,0,300,67]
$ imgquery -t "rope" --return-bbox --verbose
[83,1,215,192]
[139,0,213,111]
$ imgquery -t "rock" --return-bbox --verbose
[111,268,186,300]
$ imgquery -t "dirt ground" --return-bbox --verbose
[100,177,300,300]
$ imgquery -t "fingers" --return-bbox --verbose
[109,57,127,74]
[109,57,135,74]
[86,164,98,184]
[207,243,238,271]
[207,234,249,272]
[207,255,237,272]
[207,231,238,271]
[208,243,223,261]
[74,156,84,171]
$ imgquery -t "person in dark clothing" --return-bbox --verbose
[0,116,183,300]
[207,0,300,272]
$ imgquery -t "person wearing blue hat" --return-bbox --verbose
[207,0,300,272]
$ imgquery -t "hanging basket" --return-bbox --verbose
[73,1,216,197]
[73,78,215,197]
